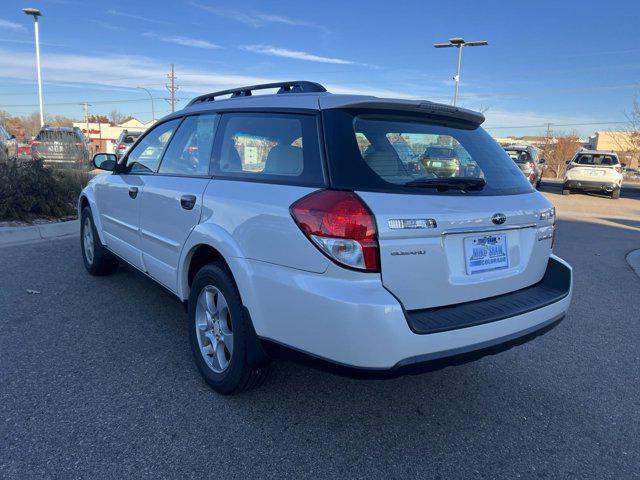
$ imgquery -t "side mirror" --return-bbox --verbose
[620,162,626,168]
[93,153,117,171]
[565,160,571,165]
[9,135,15,140]
[538,158,545,164]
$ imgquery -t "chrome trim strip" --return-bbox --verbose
[441,223,537,236]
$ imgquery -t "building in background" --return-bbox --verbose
[72,118,155,155]
[586,131,638,168]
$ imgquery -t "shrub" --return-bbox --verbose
[0,160,91,221]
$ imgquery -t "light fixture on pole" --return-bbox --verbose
[22,7,44,127]
[136,86,156,122]
[433,37,488,106]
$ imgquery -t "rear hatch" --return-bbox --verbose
[322,106,554,310]
[358,191,550,309]
[34,130,85,165]
[569,153,620,181]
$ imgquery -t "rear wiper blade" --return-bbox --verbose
[404,177,486,191]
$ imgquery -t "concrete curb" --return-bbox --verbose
[627,249,640,279]
[0,220,78,247]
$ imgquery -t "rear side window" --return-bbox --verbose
[211,113,324,186]
[575,154,618,166]
[323,109,533,196]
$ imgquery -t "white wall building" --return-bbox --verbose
[72,118,155,154]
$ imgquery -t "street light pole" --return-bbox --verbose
[433,37,488,107]
[136,86,155,122]
[23,7,44,127]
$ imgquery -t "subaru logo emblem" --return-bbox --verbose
[492,213,507,225]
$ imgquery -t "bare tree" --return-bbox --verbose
[540,132,582,179]
[108,109,127,125]
[613,96,640,169]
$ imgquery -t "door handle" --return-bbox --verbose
[180,194,197,210]
[128,187,138,199]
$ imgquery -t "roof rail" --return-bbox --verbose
[187,81,327,106]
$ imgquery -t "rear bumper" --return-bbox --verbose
[262,313,565,379]
[564,180,619,192]
[240,254,573,375]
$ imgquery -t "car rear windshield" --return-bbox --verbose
[123,135,139,144]
[574,154,619,166]
[35,131,78,143]
[505,149,531,163]
[323,109,533,195]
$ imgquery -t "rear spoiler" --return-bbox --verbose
[320,97,485,126]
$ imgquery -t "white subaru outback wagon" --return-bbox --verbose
[80,81,572,394]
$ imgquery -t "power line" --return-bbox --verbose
[0,97,168,107]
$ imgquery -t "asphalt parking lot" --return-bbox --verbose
[1,181,639,479]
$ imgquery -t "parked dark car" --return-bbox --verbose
[504,145,544,189]
[31,126,90,169]
[419,145,460,177]
[0,125,18,162]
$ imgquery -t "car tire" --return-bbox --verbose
[536,180,542,189]
[188,262,270,395]
[562,189,571,196]
[611,189,621,199]
[80,206,119,276]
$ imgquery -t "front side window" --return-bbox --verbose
[125,119,180,174]
[323,109,533,196]
[159,114,218,176]
[211,113,324,186]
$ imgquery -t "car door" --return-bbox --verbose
[138,114,218,292]
[94,119,181,271]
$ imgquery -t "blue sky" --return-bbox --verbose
[1,0,639,137]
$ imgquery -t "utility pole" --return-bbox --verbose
[82,102,91,152]
[165,64,179,112]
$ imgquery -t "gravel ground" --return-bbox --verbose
[1,182,639,479]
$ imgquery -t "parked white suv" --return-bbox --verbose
[79,81,572,394]
[563,149,624,199]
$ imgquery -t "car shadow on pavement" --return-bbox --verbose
[599,217,640,230]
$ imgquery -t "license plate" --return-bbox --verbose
[464,234,509,274]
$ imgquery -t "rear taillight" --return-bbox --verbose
[30,140,40,148]
[615,165,622,173]
[529,172,536,181]
[290,190,380,272]
[117,144,127,150]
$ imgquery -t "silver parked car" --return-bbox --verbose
[0,125,18,162]
[113,130,142,160]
